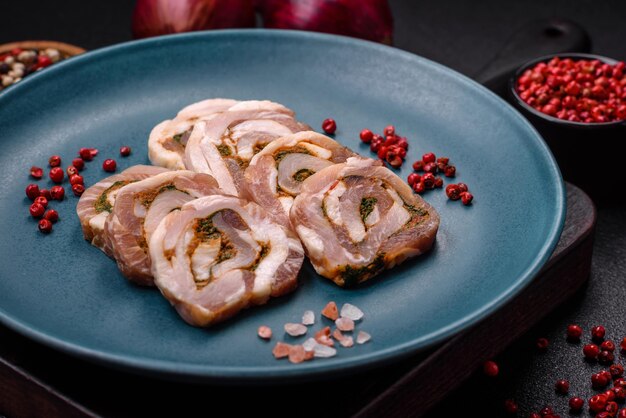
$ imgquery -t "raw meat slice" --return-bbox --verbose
[105,170,219,286]
[290,157,440,286]
[76,165,168,256]
[149,195,304,326]
[244,131,356,228]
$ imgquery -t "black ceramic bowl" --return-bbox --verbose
[509,53,626,202]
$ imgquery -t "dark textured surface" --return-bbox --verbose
[1,0,626,416]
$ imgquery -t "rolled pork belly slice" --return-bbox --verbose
[105,170,220,286]
[149,195,304,327]
[244,131,357,228]
[290,157,440,287]
[183,100,310,197]
[148,98,239,170]
[76,165,169,256]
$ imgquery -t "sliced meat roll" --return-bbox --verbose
[244,131,356,228]
[290,157,440,287]
[106,171,220,286]
[184,100,310,197]
[148,98,239,170]
[149,195,304,327]
[76,165,169,256]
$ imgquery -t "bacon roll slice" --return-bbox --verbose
[184,100,310,196]
[148,98,239,170]
[76,165,169,256]
[149,195,305,327]
[244,131,357,228]
[290,158,440,287]
[105,170,220,286]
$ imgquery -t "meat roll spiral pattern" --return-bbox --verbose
[184,100,310,197]
[76,165,169,256]
[290,158,440,287]
[148,98,238,170]
[149,195,305,327]
[244,131,357,228]
[105,171,220,286]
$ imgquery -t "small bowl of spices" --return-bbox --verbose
[0,41,85,92]
[509,53,626,202]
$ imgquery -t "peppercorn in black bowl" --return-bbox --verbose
[509,53,626,202]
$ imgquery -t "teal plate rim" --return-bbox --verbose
[0,29,566,382]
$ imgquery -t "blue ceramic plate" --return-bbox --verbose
[0,30,564,382]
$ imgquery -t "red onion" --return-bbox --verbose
[257,0,393,44]
[132,0,256,39]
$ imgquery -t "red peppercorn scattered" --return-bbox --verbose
[383,125,395,137]
[321,118,336,134]
[607,401,619,415]
[599,350,615,365]
[34,196,48,208]
[29,202,45,218]
[445,184,461,200]
[359,129,374,143]
[72,184,85,196]
[444,165,456,178]
[412,181,425,194]
[50,185,65,201]
[567,324,583,340]
[597,412,611,418]
[516,57,626,123]
[539,406,554,415]
[614,387,626,402]
[102,159,117,172]
[434,177,443,188]
[589,394,609,413]
[412,160,424,171]
[621,338,626,352]
[48,155,61,167]
[79,147,94,161]
[615,377,626,388]
[407,173,420,186]
[69,174,84,186]
[483,360,499,377]
[536,337,549,351]
[49,167,64,184]
[503,399,518,414]
[569,396,584,411]
[30,166,43,179]
[72,158,85,170]
[38,219,52,234]
[120,146,132,157]
[602,340,616,352]
[619,408,626,418]
[584,343,600,359]
[529,413,541,418]
[593,372,611,388]
[43,209,58,223]
[611,364,624,379]
[422,152,436,164]
[461,191,474,206]
[593,325,607,341]
[66,166,78,177]
[39,189,51,200]
[555,379,569,394]
[25,184,40,200]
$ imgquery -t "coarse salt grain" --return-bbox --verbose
[333,328,344,341]
[258,325,272,340]
[340,303,364,321]
[321,301,339,320]
[303,338,318,352]
[340,336,354,348]
[288,345,307,363]
[302,310,315,325]
[285,323,307,337]
[356,331,371,344]
[314,326,334,347]
[314,344,337,358]
[272,342,291,359]
[336,317,355,332]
